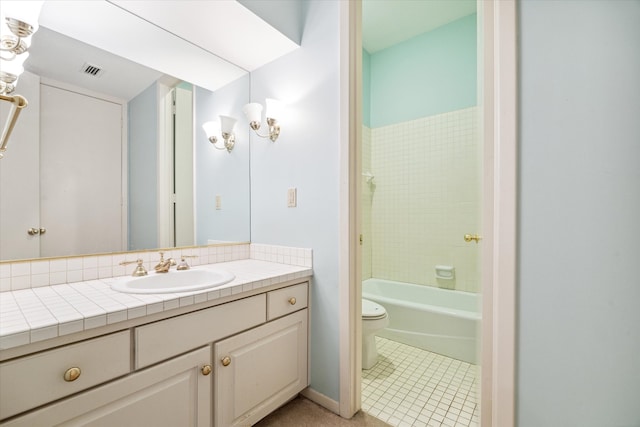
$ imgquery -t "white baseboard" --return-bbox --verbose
[300,387,340,415]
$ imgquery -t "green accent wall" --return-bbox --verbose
[363,49,371,127]
[367,13,477,128]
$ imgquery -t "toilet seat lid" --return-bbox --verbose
[362,299,387,319]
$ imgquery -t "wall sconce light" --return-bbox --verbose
[242,98,283,142]
[0,1,43,159]
[202,115,237,153]
[0,1,43,96]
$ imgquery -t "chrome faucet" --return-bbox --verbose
[154,252,176,273]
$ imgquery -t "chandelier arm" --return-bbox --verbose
[211,142,228,151]
[0,51,17,61]
[0,35,20,52]
[251,129,272,139]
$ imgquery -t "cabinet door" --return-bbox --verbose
[2,347,212,427]
[214,309,308,427]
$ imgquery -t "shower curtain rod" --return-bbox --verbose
[0,93,28,159]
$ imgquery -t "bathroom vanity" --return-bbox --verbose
[0,257,311,426]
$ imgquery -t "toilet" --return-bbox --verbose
[362,299,389,369]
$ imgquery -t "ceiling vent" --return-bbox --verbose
[80,63,104,78]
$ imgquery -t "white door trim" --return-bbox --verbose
[339,0,518,424]
[480,1,517,425]
[338,0,362,419]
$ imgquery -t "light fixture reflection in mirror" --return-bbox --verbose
[242,98,283,142]
[203,115,237,153]
[0,0,43,159]
[0,0,43,93]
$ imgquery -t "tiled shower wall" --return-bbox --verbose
[362,125,373,281]
[363,107,480,293]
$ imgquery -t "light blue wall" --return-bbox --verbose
[518,1,640,425]
[249,0,341,401]
[368,14,476,128]
[195,75,251,244]
[128,83,158,250]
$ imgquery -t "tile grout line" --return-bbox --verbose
[362,337,479,427]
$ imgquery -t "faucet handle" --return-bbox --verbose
[119,259,148,277]
[177,255,198,271]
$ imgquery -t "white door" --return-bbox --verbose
[39,84,123,257]
[174,86,194,247]
[0,72,41,261]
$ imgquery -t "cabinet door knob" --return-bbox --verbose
[27,228,40,236]
[201,364,212,376]
[63,367,81,382]
[221,356,231,367]
[288,297,297,305]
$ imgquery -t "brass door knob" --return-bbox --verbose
[201,364,212,376]
[464,234,482,243]
[221,356,231,367]
[288,297,297,305]
[63,367,81,382]
[27,228,40,236]
[39,228,46,235]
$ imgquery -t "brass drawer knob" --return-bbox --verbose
[288,297,297,305]
[201,364,212,376]
[64,367,81,382]
[221,356,231,367]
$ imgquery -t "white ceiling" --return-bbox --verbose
[27,28,164,101]
[27,0,300,99]
[109,0,300,72]
[362,0,477,53]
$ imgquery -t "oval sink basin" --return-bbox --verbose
[110,268,235,294]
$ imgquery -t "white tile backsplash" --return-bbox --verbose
[0,243,279,292]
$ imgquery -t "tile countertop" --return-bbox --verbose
[0,259,312,352]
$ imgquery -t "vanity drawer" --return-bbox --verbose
[135,294,266,369]
[267,282,308,321]
[0,330,130,420]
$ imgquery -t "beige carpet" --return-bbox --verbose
[254,395,391,427]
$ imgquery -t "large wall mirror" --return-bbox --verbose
[0,1,298,262]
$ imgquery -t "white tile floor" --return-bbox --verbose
[362,337,479,427]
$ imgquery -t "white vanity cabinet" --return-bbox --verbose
[1,346,212,427]
[214,309,308,427]
[0,280,310,427]
[0,330,131,420]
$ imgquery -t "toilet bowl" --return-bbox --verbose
[362,298,389,370]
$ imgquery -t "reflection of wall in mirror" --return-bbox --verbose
[0,72,124,260]
[0,72,41,261]
[195,74,251,245]
[128,82,158,250]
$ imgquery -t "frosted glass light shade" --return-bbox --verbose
[265,98,284,121]
[0,56,25,77]
[1,1,44,33]
[242,103,263,124]
[202,121,220,139]
[219,115,237,134]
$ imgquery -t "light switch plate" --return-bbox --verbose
[215,195,222,210]
[287,188,297,207]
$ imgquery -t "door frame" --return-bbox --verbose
[338,0,518,425]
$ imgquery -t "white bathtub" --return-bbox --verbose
[362,278,481,364]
